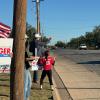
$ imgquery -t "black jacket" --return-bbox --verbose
[25,52,31,69]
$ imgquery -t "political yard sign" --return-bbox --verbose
[0,38,13,73]
[30,57,39,71]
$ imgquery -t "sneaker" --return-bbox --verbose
[51,85,54,91]
[40,85,43,89]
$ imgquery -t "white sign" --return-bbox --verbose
[30,57,39,71]
[0,38,13,73]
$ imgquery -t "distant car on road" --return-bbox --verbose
[50,46,57,50]
[79,44,87,50]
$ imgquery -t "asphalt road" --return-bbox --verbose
[54,49,100,76]
[53,48,100,100]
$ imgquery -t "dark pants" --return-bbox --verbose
[40,70,53,85]
[33,71,38,82]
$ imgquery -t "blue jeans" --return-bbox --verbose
[24,68,32,100]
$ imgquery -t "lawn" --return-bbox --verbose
[0,70,53,100]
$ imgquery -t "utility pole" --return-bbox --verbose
[34,0,41,83]
[36,0,40,34]
[32,0,43,82]
[32,0,44,36]
[10,0,27,100]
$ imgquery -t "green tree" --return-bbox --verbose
[67,38,79,48]
[55,41,66,48]
[26,23,36,41]
[42,36,51,44]
[26,23,51,46]
[85,32,95,46]
[93,26,100,45]
[67,25,100,49]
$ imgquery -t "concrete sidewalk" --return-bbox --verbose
[54,55,100,100]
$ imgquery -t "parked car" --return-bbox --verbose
[79,44,87,50]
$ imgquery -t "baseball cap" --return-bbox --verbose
[25,34,28,39]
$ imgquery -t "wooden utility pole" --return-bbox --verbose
[10,0,27,100]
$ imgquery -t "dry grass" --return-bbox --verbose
[0,71,53,100]
[30,70,53,100]
[0,73,10,100]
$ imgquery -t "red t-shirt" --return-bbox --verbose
[42,56,55,70]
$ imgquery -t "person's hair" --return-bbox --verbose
[44,50,49,59]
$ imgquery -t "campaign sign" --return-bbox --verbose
[30,57,39,71]
[0,38,13,73]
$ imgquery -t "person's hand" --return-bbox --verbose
[38,66,43,70]
[30,56,35,60]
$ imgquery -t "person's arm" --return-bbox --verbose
[25,56,35,61]
[52,57,55,66]
[25,56,39,61]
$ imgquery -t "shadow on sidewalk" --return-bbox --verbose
[0,94,9,97]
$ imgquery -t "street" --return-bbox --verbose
[55,49,100,76]
[53,49,100,100]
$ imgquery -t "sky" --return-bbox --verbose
[0,0,100,44]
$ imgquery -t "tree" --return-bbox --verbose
[93,26,100,44]
[67,25,100,49]
[85,32,95,46]
[26,23,36,41]
[42,36,51,44]
[55,41,66,48]
[67,38,79,49]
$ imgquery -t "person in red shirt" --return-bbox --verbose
[39,50,55,90]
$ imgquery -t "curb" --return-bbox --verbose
[52,77,61,100]
[52,68,73,100]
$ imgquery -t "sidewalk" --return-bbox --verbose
[54,54,100,100]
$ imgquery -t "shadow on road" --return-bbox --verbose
[77,61,100,64]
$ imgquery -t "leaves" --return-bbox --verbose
[67,25,100,49]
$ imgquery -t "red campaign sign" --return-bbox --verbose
[30,58,39,71]
[31,60,37,66]
[0,48,11,54]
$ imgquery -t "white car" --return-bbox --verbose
[79,44,87,50]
